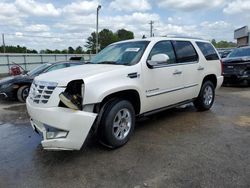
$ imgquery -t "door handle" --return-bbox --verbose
[173,70,182,75]
[197,66,204,71]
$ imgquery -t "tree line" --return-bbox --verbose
[211,39,237,48]
[0,30,237,54]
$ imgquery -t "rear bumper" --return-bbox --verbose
[26,100,97,150]
[223,73,250,82]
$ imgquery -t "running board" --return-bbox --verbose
[139,99,194,117]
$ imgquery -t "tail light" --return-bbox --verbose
[220,59,224,75]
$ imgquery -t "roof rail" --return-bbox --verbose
[164,35,204,40]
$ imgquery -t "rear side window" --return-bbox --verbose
[172,41,198,63]
[196,42,219,60]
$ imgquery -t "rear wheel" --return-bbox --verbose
[99,100,135,148]
[194,81,215,111]
[17,85,29,102]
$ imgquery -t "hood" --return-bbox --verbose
[222,56,250,64]
[35,64,128,86]
[0,74,31,85]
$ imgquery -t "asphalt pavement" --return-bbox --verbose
[0,87,249,188]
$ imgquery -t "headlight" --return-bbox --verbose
[34,80,58,87]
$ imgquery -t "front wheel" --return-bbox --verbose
[17,85,29,102]
[193,81,215,111]
[99,100,135,148]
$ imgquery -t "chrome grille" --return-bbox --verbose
[29,81,57,104]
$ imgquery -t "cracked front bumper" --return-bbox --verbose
[26,100,97,150]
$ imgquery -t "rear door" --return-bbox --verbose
[171,40,200,100]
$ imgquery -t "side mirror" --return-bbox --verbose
[147,54,170,69]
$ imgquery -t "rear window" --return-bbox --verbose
[172,41,198,63]
[196,42,219,60]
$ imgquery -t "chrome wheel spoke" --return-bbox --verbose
[203,85,213,105]
[113,108,132,140]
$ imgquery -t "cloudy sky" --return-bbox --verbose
[0,0,249,50]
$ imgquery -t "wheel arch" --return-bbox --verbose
[202,74,217,88]
[97,89,141,115]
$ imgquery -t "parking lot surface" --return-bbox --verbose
[0,87,249,188]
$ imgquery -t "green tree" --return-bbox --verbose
[211,39,216,46]
[68,46,74,54]
[84,32,97,54]
[210,39,237,48]
[61,49,68,54]
[99,29,118,50]
[75,46,83,54]
[116,29,134,41]
[84,28,135,53]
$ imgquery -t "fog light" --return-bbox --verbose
[46,131,68,139]
[59,92,82,110]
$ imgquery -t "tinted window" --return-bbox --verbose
[69,63,82,67]
[172,41,198,63]
[196,42,219,60]
[27,63,51,76]
[148,41,176,64]
[46,64,67,72]
[228,47,250,58]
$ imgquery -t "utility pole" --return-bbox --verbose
[96,5,101,54]
[2,33,6,53]
[149,21,154,37]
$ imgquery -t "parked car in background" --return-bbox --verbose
[0,61,84,102]
[218,49,233,58]
[26,37,223,150]
[222,46,250,85]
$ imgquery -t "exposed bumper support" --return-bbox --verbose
[26,100,97,150]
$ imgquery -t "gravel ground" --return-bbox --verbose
[0,86,249,188]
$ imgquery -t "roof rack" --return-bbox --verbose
[164,35,204,40]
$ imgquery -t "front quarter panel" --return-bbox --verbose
[83,64,142,105]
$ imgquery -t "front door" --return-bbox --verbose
[142,40,186,112]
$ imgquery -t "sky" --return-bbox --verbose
[0,0,249,51]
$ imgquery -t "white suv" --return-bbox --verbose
[26,37,223,150]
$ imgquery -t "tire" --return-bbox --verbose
[99,100,135,148]
[193,81,215,111]
[17,85,30,102]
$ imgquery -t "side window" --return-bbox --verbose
[196,42,219,60]
[148,41,176,64]
[172,41,198,63]
[45,64,67,72]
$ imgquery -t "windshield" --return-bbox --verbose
[27,63,51,76]
[228,47,250,58]
[90,41,150,65]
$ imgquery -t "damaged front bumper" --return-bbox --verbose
[26,99,97,150]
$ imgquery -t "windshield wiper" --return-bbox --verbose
[97,61,117,65]
[83,61,94,64]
